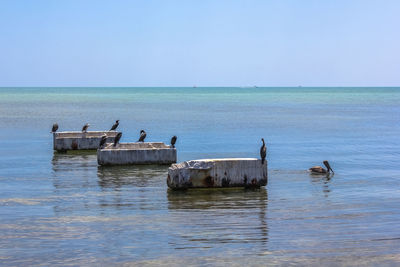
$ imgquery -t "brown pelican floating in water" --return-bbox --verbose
[99,134,107,149]
[260,138,266,164]
[114,132,122,146]
[82,123,89,132]
[51,123,59,133]
[110,120,119,131]
[309,160,334,174]
[138,130,146,142]
[170,135,177,148]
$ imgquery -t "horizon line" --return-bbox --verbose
[1,86,399,88]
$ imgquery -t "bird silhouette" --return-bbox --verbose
[138,130,146,142]
[113,132,122,146]
[99,134,107,149]
[170,135,177,148]
[110,120,119,131]
[51,123,58,133]
[260,138,266,164]
[82,123,89,132]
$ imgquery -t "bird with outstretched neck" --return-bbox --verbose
[110,120,119,131]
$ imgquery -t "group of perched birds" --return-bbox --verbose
[51,120,178,150]
[51,122,91,133]
[52,120,119,134]
[52,121,333,175]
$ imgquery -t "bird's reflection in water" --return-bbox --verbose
[310,172,333,197]
[97,165,169,189]
[167,188,268,252]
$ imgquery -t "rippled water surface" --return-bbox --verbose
[0,87,399,266]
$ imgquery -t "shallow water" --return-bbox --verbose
[0,87,399,266]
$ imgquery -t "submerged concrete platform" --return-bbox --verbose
[97,142,177,166]
[53,131,120,151]
[167,158,268,189]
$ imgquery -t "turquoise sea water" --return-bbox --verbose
[0,87,399,266]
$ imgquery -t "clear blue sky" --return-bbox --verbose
[1,0,399,87]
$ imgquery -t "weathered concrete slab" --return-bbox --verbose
[97,142,177,165]
[167,158,268,189]
[53,131,120,151]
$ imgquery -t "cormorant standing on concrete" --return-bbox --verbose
[110,120,119,131]
[51,123,59,133]
[99,134,107,149]
[114,132,122,146]
[138,130,146,142]
[309,161,334,174]
[170,135,177,148]
[82,123,89,132]
[260,138,266,164]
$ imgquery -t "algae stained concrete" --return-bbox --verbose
[167,158,268,189]
[53,131,120,151]
[97,142,177,165]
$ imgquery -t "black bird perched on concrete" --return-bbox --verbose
[99,134,107,149]
[260,138,266,164]
[309,160,334,174]
[110,120,119,131]
[170,135,177,148]
[114,132,122,146]
[51,123,59,133]
[138,130,146,142]
[82,123,90,132]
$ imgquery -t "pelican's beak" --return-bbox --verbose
[323,161,334,174]
[328,164,334,174]
[328,164,334,173]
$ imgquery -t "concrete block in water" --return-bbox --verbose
[167,158,268,189]
[97,142,177,165]
[53,131,120,151]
